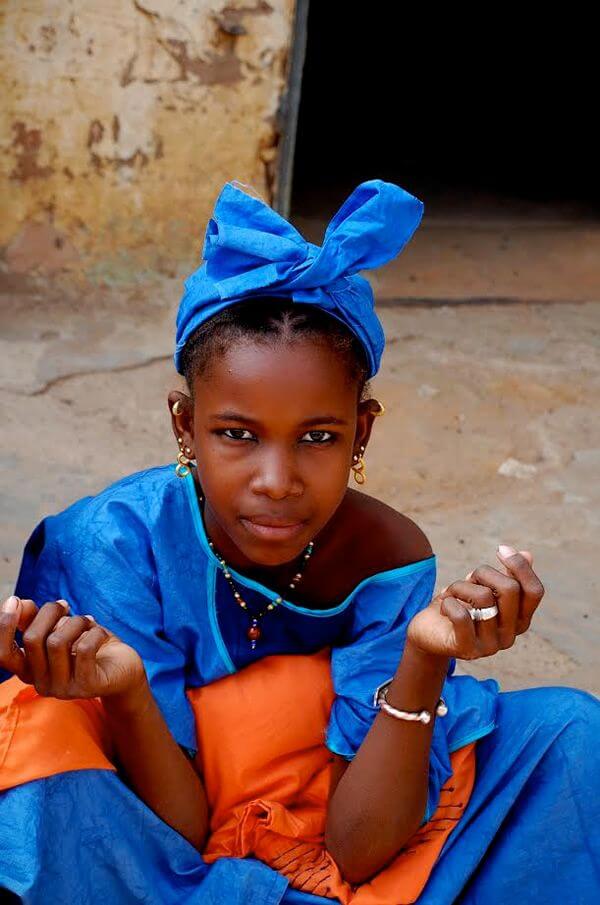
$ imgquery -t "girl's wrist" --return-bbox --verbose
[102,675,153,718]
[385,642,449,713]
[402,640,449,674]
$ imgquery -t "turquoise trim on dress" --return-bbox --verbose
[182,470,436,618]
[447,720,497,753]
[206,559,236,675]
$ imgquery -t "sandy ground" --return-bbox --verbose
[1,215,599,695]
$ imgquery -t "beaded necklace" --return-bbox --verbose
[207,538,315,649]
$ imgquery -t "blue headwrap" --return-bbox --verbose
[175,179,423,378]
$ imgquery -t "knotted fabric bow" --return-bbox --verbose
[175,179,423,377]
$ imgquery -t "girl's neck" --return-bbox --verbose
[191,471,374,610]
[199,491,320,595]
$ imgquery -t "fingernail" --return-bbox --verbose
[57,599,70,611]
[465,571,474,581]
[83,614,96,622]
[498,545,518,558]
[2,595,19,614]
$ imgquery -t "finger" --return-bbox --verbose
[472,603,500,655]
[495,550,533,578]
[15,598,39,632]
[494,552,533,601]
[441,581,497,609]
[69,615,97,656]
[440,597,478,658]
[452,581,500,657]
[442,579,501,654]
[0,596,28,680]
[470,563,520,648]
[22,601,70,694]
[492,551,533,645]
[496,546,544,632]
[46,615,95,693]
[73,624,110,691]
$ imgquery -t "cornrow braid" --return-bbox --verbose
[179,297,370,398]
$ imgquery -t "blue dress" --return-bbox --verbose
[1,466,598,903]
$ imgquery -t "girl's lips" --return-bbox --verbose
[240,518,306,542]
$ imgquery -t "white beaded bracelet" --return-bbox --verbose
[375,682,448,725]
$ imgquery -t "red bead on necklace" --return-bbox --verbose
[247,620,262,643]
[207,539,315,649]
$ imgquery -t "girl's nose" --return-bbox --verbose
[249,449,303,500]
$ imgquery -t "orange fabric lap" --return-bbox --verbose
[0,677,115,792]
[192,649,475,904]
[0,653,475,903]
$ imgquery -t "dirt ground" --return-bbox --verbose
[1,213,599,695]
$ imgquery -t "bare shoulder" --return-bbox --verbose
[329,490,434,580]
[308,490,433,605]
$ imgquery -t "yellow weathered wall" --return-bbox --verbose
[0,0,294,282]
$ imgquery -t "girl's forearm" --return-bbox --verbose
[325,643,449,884]
[103,679,209,850]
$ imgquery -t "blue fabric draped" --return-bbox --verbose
[175,180,424,377]
[3,473,599,902]
[2,687,598,903]
[7,464,498,809]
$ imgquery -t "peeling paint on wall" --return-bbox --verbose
[0,0,294,281]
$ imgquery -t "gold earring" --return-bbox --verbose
[175,437,195,478]
[351,445,367,485]
[372,400,385,417]
[172,400,183,416]
[175,448,192,478]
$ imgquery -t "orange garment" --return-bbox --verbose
[0,651,475,904]
[0,679,115,792]
[193,649,475,904]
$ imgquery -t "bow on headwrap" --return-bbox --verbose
[175,179,423,377]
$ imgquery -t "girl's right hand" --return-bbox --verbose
[407,548,544,661]
[0,595,146,700]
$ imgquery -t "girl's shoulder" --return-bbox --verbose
[59,464,176,521]
[16,465,190,606]
[345,489,433,571]
[311,490,434,605]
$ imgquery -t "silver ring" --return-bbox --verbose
[469,604,499,622]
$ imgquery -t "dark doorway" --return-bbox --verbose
[291,6,598,221]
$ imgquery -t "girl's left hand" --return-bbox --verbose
[407,546,545,660]
[0,597,146,700]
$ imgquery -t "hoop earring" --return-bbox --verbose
[175,436,194,479]
[372,400,385,417]
[351,445,367,485]
[172,400,183,416]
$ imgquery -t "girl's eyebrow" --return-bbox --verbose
[210,411,347,427]
[299,416,348,427]
[210,411,259,424]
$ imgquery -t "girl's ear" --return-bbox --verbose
[167,390,194,448]
[353,398,383,455]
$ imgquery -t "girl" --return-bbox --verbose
[0,181,598,904]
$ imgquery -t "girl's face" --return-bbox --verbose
[175,338,374,569]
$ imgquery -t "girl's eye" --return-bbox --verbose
[300,430,334,444]
[222,428,255,441]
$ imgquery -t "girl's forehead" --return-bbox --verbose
[194,339,359,416]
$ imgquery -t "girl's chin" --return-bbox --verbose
[236,527,312,567]
[239,517,307,545]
